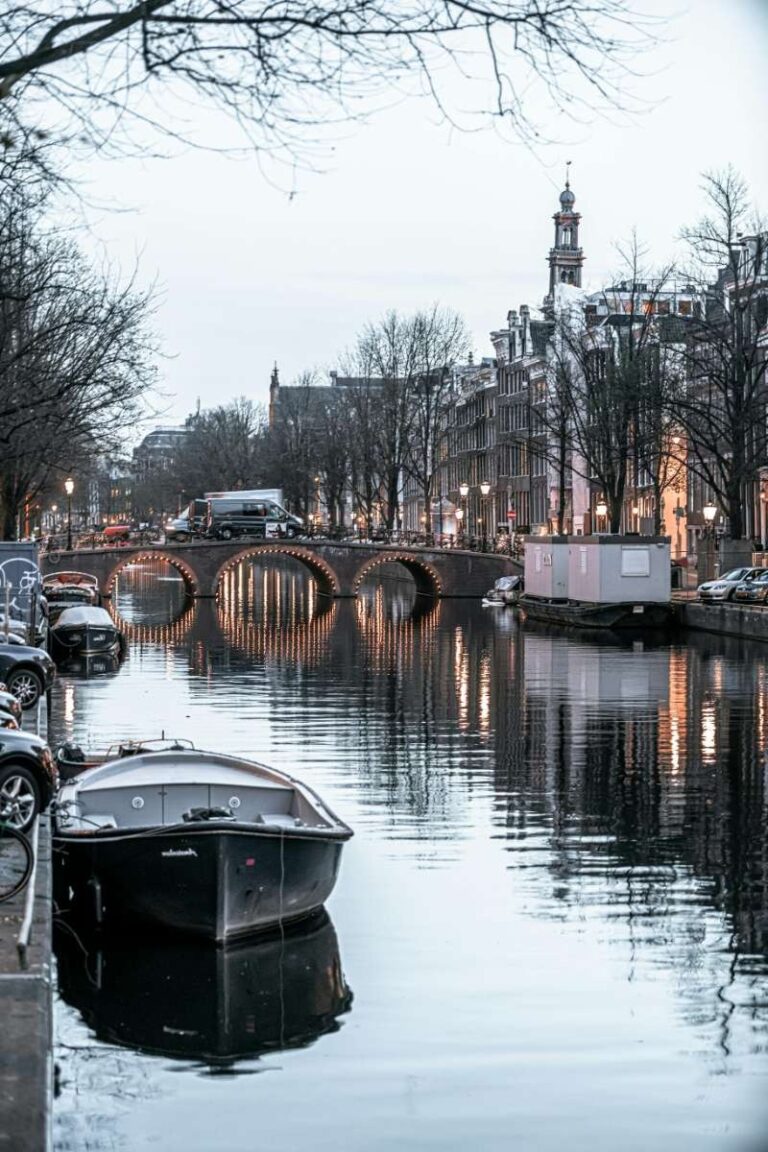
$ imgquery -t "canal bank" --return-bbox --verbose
[674,596,768,641]
[0,814,52,1152]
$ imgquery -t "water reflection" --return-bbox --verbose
[112,558,192,627]
[54,651,124,679]
[54,911,352,1069]
[52,562,768,1150]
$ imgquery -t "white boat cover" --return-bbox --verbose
[54,606,115,629]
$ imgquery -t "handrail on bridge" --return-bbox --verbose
[42,528,522,558]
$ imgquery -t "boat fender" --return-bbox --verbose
[182,806,236,822]
[57,742,85,763]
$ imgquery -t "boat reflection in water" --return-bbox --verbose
[54,910,352,1069]
[54,651,124,679]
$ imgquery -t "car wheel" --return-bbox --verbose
[0,764,41,831]
[6,668,43,710]
[219,527,233,540]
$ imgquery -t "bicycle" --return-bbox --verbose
[0,800,34,904]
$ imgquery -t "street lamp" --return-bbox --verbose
[596,499,607,533]
[64,477,74,551]
[699,500,718,584]
[455,506,464,544]
[459,482,469,542]
[480,481,491,551]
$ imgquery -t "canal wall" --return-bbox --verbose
[675,599,768,641]
[0,815,52,1152]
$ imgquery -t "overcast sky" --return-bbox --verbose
[71,0,768,434]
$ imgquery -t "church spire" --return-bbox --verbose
[546,163,585,299]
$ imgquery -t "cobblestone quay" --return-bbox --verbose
[0,816,52,1152]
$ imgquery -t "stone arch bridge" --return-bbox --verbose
[40,539,520,600]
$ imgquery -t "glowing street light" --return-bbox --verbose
[479,481,491,550]
[64,477,74,551]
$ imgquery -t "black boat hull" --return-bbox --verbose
[49,624,122,658]
[519,596,672,631]
[53,821,347,941]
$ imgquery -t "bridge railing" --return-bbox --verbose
[42,527,522,557]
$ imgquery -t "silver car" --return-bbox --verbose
[697,566,765,603]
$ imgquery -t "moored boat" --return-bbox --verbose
[42,572,100,623]
[518,595,673,631]
[482,574,523,607]
[48,605,123,660]
[52,748,353,941]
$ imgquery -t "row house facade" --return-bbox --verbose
[438,178,768,562]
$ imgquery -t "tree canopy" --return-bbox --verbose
[0,1,653,161]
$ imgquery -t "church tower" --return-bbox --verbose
[268,362,280,429]
[547,163,585,298]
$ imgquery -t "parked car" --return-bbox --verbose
[697,567,765,603]
[165,516,193,542]
[732,569,768,604]
[0,643,56,709]
[0,729,57,831]
[0,684,23,724]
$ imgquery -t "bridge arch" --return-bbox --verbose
[212,544,340,598]
[104,551,200,598]
[352,552,442,598]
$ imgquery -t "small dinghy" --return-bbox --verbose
[49,605,123,659]
[482,574,523,607]
[53,748,353,942]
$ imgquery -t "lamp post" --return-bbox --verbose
[480,481,491,551]
[596,499,608,534]
[459,482,469,538]
[699,500,717,585]
[64,477,74,551]
[455,506,464,545]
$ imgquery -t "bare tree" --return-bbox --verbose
[405,306,470,526]
[674,168,767,542]
[265,372,321,518]
[0,162,157,537]
[0,2,655,163]
[313,390,350,530]
[353,312,415,531]
[174,397,269,499]
[346,372,387,535]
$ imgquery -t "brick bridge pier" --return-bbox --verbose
[41,539,520,599]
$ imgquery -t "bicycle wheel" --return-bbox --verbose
[0,824,33,903]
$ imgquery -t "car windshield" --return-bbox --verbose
[721,568,749,581]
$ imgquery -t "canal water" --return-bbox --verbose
[50,558,768,1151]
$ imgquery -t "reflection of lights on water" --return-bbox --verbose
[214,559,335,668]
[669,715,680,776]
[701,704,717,765]
[478,651,491,739]
[455,627,469,732]
[63,680,75,729]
